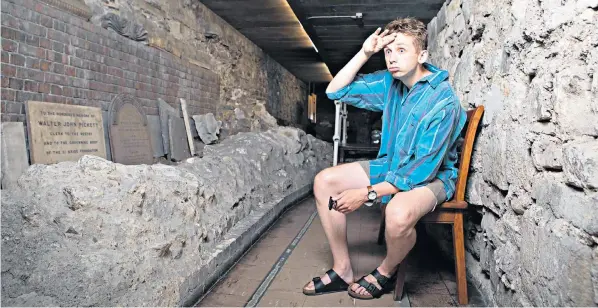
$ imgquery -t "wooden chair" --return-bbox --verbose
[376,105,484,305]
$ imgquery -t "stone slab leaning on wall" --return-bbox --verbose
[1,122,30,190]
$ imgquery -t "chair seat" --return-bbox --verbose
[435,200,468,210]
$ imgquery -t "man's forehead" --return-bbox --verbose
[386,33,416,48]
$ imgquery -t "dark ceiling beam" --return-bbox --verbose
[286,0,339,77]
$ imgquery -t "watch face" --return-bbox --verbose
[368,191,377,200]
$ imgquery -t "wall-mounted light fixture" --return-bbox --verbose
[307,12,364,27]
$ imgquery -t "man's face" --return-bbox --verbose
[383,33,422,79]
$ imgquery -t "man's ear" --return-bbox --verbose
[418,49,429,64]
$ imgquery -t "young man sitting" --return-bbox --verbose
[302,17,467,300]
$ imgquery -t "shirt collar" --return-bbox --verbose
[420,62,448,89]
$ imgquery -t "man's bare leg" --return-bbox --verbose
[303,162,370,292]
[350,186,437,297]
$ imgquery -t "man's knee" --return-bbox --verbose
[314,167,338,192]
[385,198,417,239]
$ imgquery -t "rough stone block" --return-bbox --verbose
[465,171,485,205]
[461,0,472,23]
[452,45,477,98]
[529,85,554,122]
[427,17,438,49]
[481,183,507,216]
[437,2,447,32]
[554,66,597,137]
[482,128,509,190]
[531,135,562,170]
[446,0,463,25]
[193,113,221,145]
[562,140,598,189]
[520,217,595,306]
[1,122,29,190]
[504,185,532,216]
[533,174,598,235]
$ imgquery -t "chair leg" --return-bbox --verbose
[393,254,409,301]
[377,204,386,245]
[453,212,468,305]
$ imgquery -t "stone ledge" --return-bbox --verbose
[38,0,92,20]
[180,183,313,307]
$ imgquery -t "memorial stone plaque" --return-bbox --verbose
[24,101,107,164]
[108,94,153,165]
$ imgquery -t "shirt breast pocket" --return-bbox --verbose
[405,108,428,156]
[408,107,426,130]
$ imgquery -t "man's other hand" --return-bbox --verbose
[362,28,397,57]
[334,188,368,214]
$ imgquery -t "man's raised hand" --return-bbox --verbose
[362,28,397,57]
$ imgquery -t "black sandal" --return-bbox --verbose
[347,268,395,300]
[302,269,351,296]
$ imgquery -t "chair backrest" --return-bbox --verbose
[453,106,485,202]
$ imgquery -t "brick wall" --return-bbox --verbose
[1,0,219,123]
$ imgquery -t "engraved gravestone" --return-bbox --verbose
[108,94,153,165]
[24,101,107,164]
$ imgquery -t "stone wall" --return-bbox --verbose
[1,0,307,136]
[1,127,331,306]
[425,0,598,306]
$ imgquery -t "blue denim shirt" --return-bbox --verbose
[327,63,466,203]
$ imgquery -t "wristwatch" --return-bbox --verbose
[365,185,377,207]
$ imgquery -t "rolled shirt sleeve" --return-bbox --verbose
[325,70,389,112]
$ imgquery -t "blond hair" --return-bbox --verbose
[384,17,427,51]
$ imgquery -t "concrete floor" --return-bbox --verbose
[196,197,486,307]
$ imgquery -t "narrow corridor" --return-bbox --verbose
[196,197,486,307]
